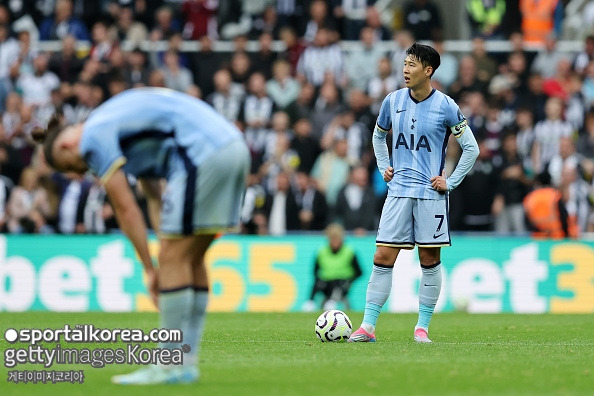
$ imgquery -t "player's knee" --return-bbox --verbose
[373,249,396,266]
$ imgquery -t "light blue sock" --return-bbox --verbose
[416,263,442,331]
[158,286,194,351]
[182,288,209,366]
[362,264,393,331]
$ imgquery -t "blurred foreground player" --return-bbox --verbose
[34,87,250,384]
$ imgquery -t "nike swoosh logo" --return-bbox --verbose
[424,284,437,287]
[433,233,445,239]
[396,109,406,113]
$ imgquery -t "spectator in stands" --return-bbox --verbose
[583,61,594,108]
[345,26,384,92]
[332,0,374,41]
[2,93,22,145]
[532,96,574,176]
[293,170,328,231]
[229,51,253,86]
[52,172,91,234]
[302,223,362,311]
[543,58,572,101]
[242,71,277,166]
[347,88,374,134]
[266,171,300,235]
[364,5,391,41]
[290,117,320,174]
[0,165,13,232]
[531,33,570,80]
[250,32,278,79]
[402,0,443,41]
[576,110,594,159]
[113,5,148,46]
[302,0,337,43]
[456,136,499,231]
[573,35,594,76]
[6,166,51,233]
[297,26,344,88]
[432,39,458,91]
[286,81,315,123]
[311,137,352,210]
[449,56,487,103]
[334,165,376,233]
[466,0,506,39]
[565,72,588,133]
[160,49,194,92]
[83,177,114,234]
[278,26,306,75]
[123,47,151,88]
[311,81,344,141]
[10,30,37,78]
[492,131,531,234]
[471,37,498,86]
[514,106,537,173]
[548,136,582,188]
[240,173,269,235]
[262,111,294,165]
[321,110,367,166]
[369,57,398,115]
[181,0,218,40]
[39,0,89,41]
[266,59,301,111]
[149,5,181,41]
[519,0,563,44]
[48,35,85,84]
[560,162,592,233]
[250,5,280,40]
[523,172,578,239]
[63,81,95,124]
[520,73,547,122]
[0,22,20,113]
[89,20,117,64]
[16,53,60,108]
[206,68,245,124]
[190,35,225,97]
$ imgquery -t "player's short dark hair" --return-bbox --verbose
[406,43,441,77]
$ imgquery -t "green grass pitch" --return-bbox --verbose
[1,312,593,396]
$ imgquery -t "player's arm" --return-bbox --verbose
[104,170,154,276]
[446,121,479,191]
[373,93,393,180]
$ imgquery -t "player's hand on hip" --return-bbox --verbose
[431,170,448,192]
[383,167,394,182]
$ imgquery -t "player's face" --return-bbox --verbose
[403,55,431,89]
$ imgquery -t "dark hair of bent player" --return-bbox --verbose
[31,113,65,169]
[406,43,441,77]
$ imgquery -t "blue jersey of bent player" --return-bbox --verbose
[376,87,466,200]
[78,87,244,183]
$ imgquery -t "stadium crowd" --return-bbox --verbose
[0,0,593,237]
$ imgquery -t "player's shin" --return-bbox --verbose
[181,287,209,366]
[361,264,393,333]
[159,286,194,359]
[416,262,442,332]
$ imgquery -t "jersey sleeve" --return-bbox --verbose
[79,128,126,184]
[376,92,393,132]
[444,98,468,138]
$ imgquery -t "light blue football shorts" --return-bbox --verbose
[160,139,250,237]
[376,196,451,249]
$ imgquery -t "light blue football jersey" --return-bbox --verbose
[79,87,244,182]
[376,88,467,200]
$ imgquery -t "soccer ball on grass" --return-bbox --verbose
[315,310,352,342]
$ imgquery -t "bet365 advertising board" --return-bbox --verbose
[0,234,593,313]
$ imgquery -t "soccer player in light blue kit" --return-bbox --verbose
[33,87,250,383]
[348,43,479,343]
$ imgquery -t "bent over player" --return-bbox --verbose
[348,43,479,343]
[34,87,250,383]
